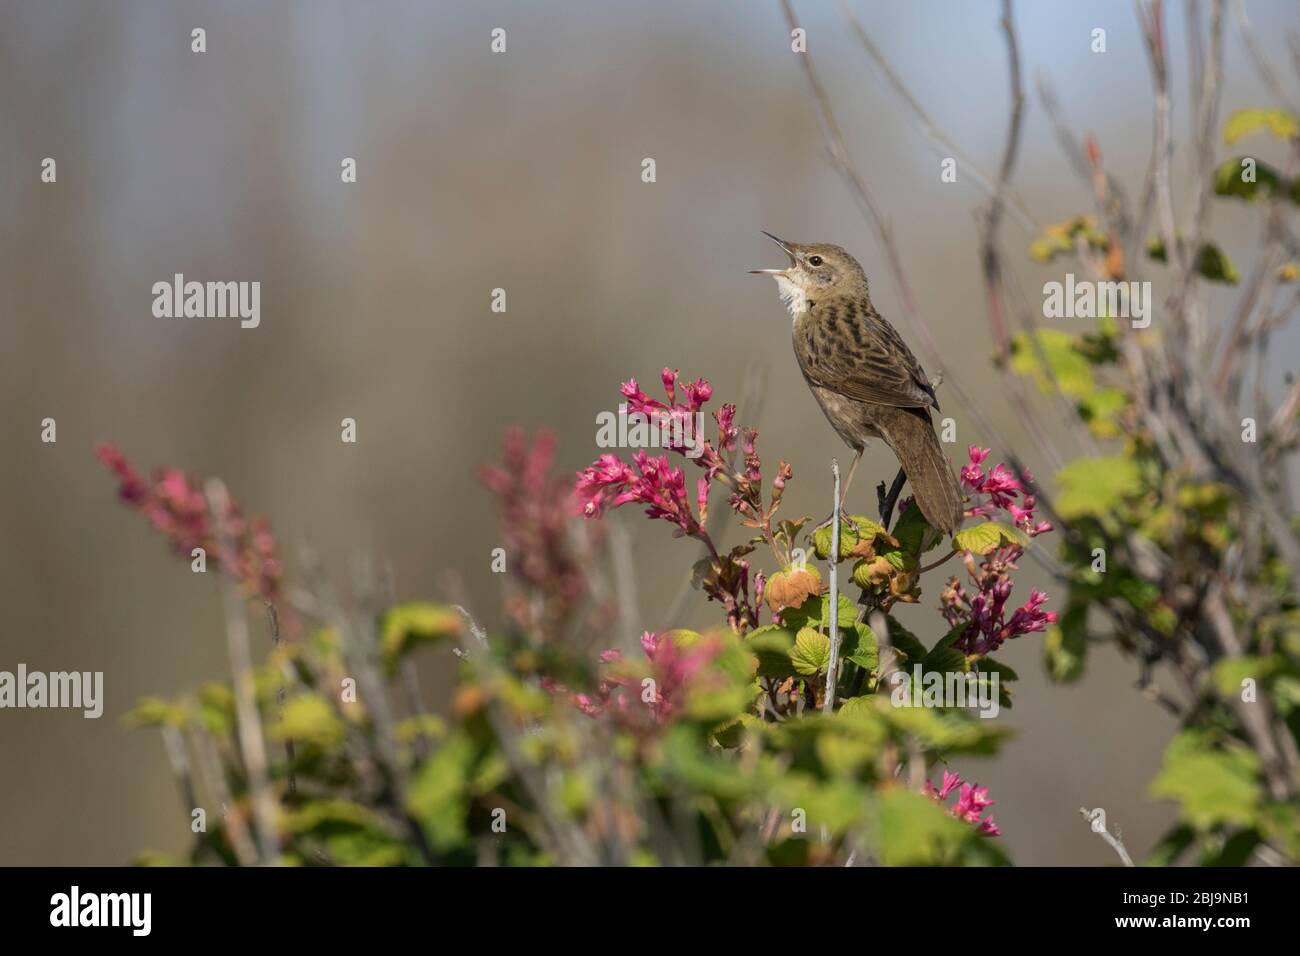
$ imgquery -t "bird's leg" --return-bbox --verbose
[838,448,863,512]
[808,449,864,539]
[876,468,908,532]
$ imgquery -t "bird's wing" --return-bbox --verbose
[797,301,938,410]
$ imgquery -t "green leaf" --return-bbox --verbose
[745,625,797,679]
[1010,329,1095,398]
[407,732,475,851]
[289,800,409,866]
[952,521,1028,556]
[881,616,928,663]
[773,773,866,836]
[882,705,1009,753]
[1145,823,1197,866]
[1258,802,1300,858]
[812,515,887,560]
[1194,242,1240,284]
[662,726,756,800]
[124,696,188,729]
[1077,387,1128,439]
[1211,656,1277,698]
[1055,456,1141,520]
[917,627,969,676]
[272,694,346,748]
[196,682,235,736]
[976,658,1018,709]
[1213,156,1285,201]
[1201,828,1261,867]
[679,636,757,723]
[1223,107,1300,144]
[713,712,762,749]
[782,593,860,633]
[1149,731,1261,829]
[1044,601,1088,683]
[839,623,879,671]
[877,789,978,866]
[1027,215,1108,263]
[922,645,969,676]
[891,503,941,555]
[837,694,879,722]
[791,627,831,677]
[380,602,462,673]
[1146,237,1240,284]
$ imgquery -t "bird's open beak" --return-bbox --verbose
[748,230,797,274]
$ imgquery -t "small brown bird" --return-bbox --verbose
[751,233,963,535]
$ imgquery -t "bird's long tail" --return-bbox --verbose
[876,406,964,535]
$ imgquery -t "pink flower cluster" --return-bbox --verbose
[543,631,724,729]
[576,369,742,531]
[95,443,287,611]
[482,428,605,639]
[942,447,1057,656]
[576,370,783,634]
[961,446,1052,538]
[577,450,704,537]
[924,769,1000,836]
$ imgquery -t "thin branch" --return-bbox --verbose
[835,0,1038,233]
[1079,807,1136,866]
[1204,583,1296,800]
[1232,0,1300,116]
[876,468,906,531]
[823,459,842,713]
[206,480,279,864]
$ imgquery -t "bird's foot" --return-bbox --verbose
[804,509,844,546]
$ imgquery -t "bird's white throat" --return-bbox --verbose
[772,274,809,322]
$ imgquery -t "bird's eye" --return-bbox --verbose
[808,255,824,267]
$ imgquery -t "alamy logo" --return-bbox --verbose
[0,664,103,718]
[1042,273,1151,328]
[151,273,260,328]
[595,404,705,458]
[890,665,1000,719]
[50,886,151,936]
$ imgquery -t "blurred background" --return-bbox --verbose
[2,0,1298,865]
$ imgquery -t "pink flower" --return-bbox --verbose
[483,429,603,638]
[946,447,1058,654]
[923,769,963,801]
[575,372,784,635]
[95,444,290,620]
[552,630,726,729]
[619,378,665,415]
[661,368,679,403]
[714,404,738,455]
[960,446,1053,537]
[924,770,1000,836]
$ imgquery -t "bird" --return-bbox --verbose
[750,232,964,535]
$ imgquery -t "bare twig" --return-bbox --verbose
[876,468,906,532]
[835,0,1038,232]
[1079,807,1136,866]
[823,459,842,713]
[206,480,279,864]
[1232,0,1300,116]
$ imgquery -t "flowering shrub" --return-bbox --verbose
[105,381,1056,866]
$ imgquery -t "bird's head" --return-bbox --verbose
[749,232,869,317]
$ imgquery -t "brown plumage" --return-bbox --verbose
[751,234,964,535]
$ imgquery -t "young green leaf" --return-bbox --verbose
[791,627,832,676]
